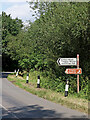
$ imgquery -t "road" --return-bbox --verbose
[0,72,88,120]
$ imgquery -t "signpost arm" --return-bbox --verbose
[77,54,79,93]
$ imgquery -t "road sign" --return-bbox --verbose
[57,58,77,66]
[65,68,82,74]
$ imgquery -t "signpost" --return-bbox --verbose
[57,54,81,93]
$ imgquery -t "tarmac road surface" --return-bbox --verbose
[0,72,88,120]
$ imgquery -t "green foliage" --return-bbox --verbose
[18,59,30,70]
[2,12,23,71]
[2,3,89,98]
[26,2,89,76]
[2,12,23,52]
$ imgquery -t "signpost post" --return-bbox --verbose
[77,54,79,93]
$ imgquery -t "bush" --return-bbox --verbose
[22,70,88,99]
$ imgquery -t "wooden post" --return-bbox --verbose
[77,54,79,93]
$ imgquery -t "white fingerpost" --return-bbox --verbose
[65,79,69,97]
[37,75,40,88]
[26,73,29,83]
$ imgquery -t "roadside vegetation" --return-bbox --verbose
[8,72,88,113]
[2,2,89,113]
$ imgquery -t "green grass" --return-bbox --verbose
[8,73,88,114]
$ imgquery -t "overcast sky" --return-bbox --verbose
[0,0,37,26]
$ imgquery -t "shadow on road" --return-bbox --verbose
[2,104,63,119]
[2,104,88,120]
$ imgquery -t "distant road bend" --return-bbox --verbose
[0,72,88,119]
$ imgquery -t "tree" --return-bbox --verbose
[2,12,23,71]
[5,2,89,95]
[27,2,89,76]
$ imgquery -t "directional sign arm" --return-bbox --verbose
[65,68,82,74]
[57,58,77,66]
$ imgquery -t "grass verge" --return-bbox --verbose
[7,74,88,114]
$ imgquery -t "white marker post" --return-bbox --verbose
[65,79,69,97]
[37,76,40,88]
[26,73,29,83]
[77,54,79,93]
[16,71,18,77]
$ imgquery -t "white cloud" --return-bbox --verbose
[1,0,26,2]
[4,3,36,22]
[0,0,89,2]
[0,0,38,2]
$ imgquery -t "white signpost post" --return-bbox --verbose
[57,54,81,93]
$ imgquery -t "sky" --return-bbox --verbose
[0,0,62,26]
[0,0,37,26]
[0,0,89,25]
